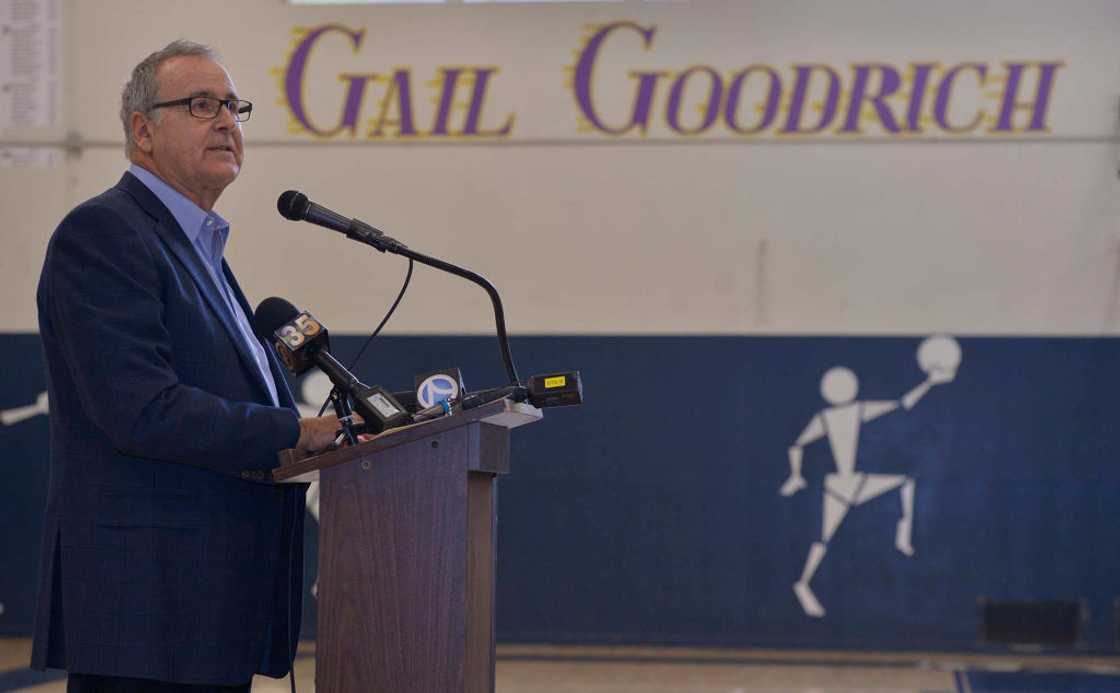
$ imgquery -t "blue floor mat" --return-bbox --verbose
[958,670,1120,692]
[0,668,66,692]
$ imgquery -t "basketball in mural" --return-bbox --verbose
[917,335,962,378]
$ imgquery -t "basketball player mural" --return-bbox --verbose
[781,336,961,618]
[1,391,49,616]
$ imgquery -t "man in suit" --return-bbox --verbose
[32,40,341,692]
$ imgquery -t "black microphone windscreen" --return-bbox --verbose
[277,190,310,221]
[253,296,300,339]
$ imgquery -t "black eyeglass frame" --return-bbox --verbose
[148,96,253,122]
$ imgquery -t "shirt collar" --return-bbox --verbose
[128,164,229,248]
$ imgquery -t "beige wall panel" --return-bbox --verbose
[2,0,1118,334]
[0,164,69,330]
[59,138,1120,335]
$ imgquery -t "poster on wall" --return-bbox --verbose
[0,0,61,167]
[0,0,59,130]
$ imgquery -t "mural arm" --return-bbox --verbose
[781,414,825,496]
[860,400,899,421]
[0,392,49,426]
[901,368,955,410]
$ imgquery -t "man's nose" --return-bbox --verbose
[213,104,236,129]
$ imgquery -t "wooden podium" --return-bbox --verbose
[273,398,542,693]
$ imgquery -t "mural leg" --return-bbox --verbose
[793,542,828,617]
[822,490,850,543]
[793,493,849,618]
[895,478,915,556]
[851,474,914,556]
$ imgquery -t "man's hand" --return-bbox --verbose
[296,416,342,454]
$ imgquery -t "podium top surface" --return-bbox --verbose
[272,397,541,484]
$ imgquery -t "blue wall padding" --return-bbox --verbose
[2,334,1117,652]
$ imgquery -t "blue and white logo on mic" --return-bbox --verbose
[417,374,460,409]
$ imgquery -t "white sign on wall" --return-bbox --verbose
[0,0,59,130]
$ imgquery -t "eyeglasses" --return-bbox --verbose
[149,96,253,122]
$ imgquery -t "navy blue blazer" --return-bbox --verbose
[32,172,306,685]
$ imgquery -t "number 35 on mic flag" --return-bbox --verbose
[274,312,328,376]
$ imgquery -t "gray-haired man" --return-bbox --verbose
[33,41,339,693]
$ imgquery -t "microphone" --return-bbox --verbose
[410,399,456,423]
[275,190,521,386]
[277,190,400,252]
[455,372,583,411]
[253,297,410,434]
[414,368,466,410]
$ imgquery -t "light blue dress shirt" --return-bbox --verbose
[128,164,280,407]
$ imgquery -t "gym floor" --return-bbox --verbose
[2,640,1119,692]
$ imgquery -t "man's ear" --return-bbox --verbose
[130,111,155,154]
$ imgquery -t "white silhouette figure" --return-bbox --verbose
[1,391,49,425]
[781,336,961,618]
[296,372,332,521]
[0,390,50,619]
[296,372,333,598]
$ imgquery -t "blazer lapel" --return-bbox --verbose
[223,261,299,412]
[116,172,276,405]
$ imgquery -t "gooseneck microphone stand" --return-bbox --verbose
[345,229,521,387]
[277,190,521,388]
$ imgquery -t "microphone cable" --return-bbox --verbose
[288,487,299,693]
[298,258,414,688]
[316,257,414,416]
